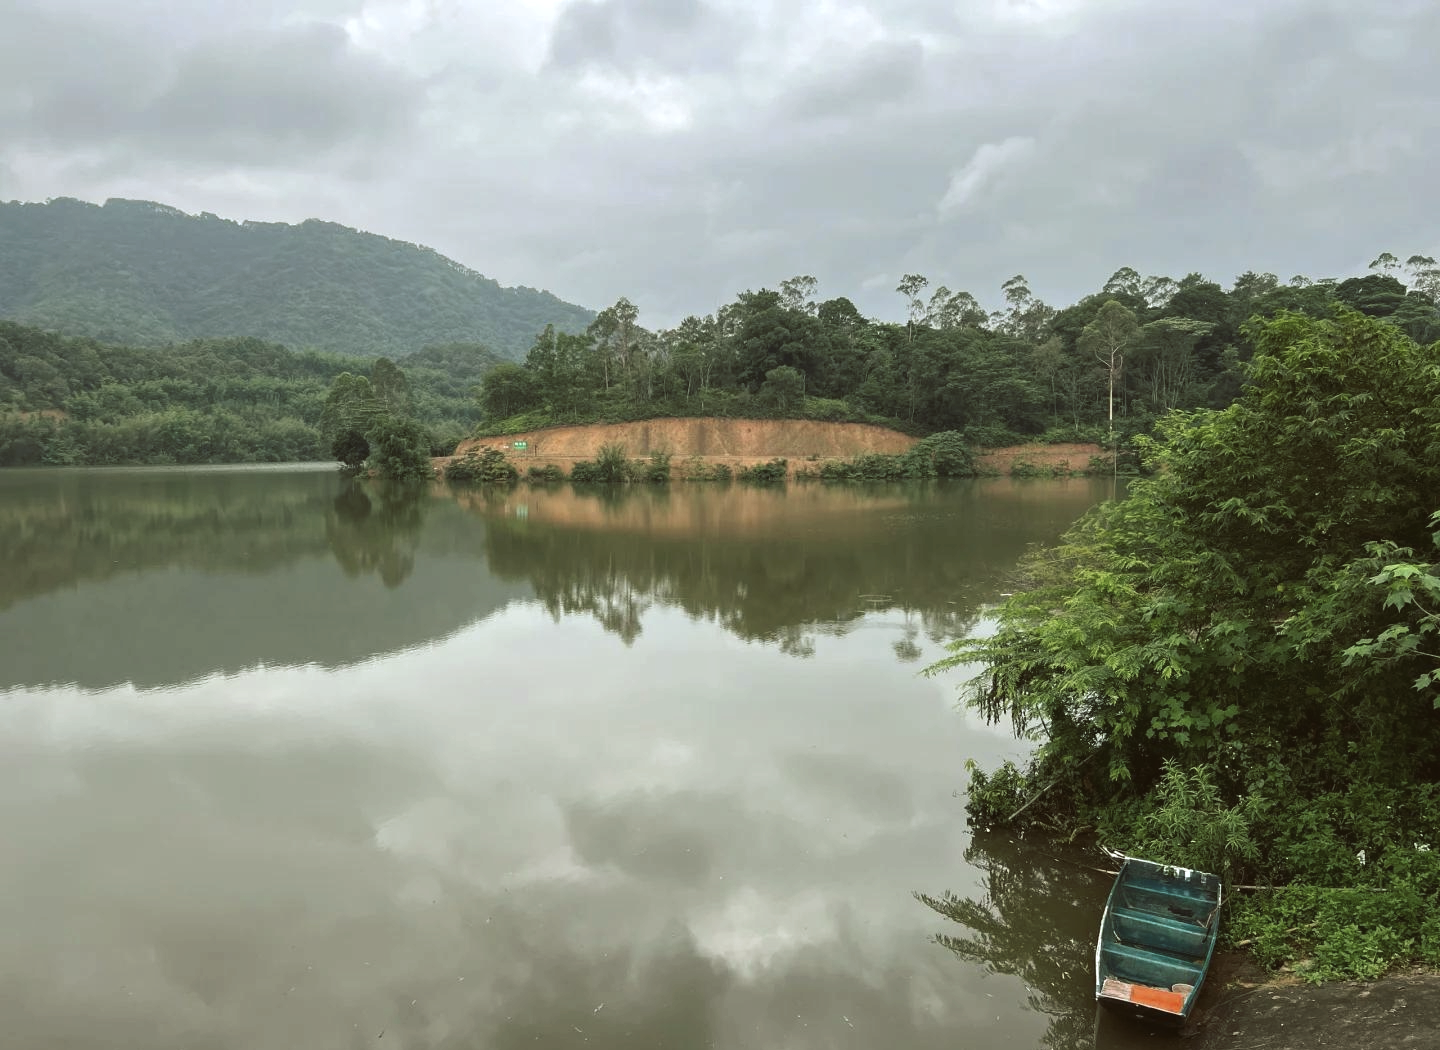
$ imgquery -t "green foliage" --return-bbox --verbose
[814,431,977,481]
[569,442,634,483]
[961,759,1031,832]
[0,320,486,466]
[0,197,593,359]
[758,365,806,414]
[932,308,1440,792]
[365,417,434,481]
[924,307,1440,982]
[681,455,732,481]
[962,424,1026,448]
[639,450,672,483]
[1338,532,1440,700]
[818,453,910,481]
[737,458,788,483]
[567,460,601,484]
[1227,875,1438,981]
[525,463,565,484]
[444,446,519,485]
[1118,761,1261,883]
[595,443,632,482]
[331,429,370,470]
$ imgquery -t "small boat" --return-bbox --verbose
[1094,854,1222,1026]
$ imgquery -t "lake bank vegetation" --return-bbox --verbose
[5,255,1436,472]
[927,307,1440,982]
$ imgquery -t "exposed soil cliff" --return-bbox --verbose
[450,419,1102,476]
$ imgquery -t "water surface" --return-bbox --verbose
[0,468,1150,1048]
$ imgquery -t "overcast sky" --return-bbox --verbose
[2,0,1437,325]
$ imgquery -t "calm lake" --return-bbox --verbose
[0,467,1154,1049]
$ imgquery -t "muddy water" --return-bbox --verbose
[0,467,1156,1049]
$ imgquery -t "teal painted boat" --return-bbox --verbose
[1094,855,1222,1026]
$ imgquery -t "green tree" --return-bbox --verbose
[1077,300,1140,448]
[331,428,370,470]
[478,362,540,419]
[370,357,412,417]
[930,307,1440,800]
[365,417,434,481]
[319,372,383,446]
[758,365,806,415]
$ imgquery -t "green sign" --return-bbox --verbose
[512,441,528,450]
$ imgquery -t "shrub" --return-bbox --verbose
[639,449,672,483]
[526,463,564,483]
[962,424,1024,449]
[445,446,519,484]
[568,460,600,483]
[738,458,788,483]
[681,455,734,482]
[569,442,634,483]
[814,432,978,482]
[909,431,976,477]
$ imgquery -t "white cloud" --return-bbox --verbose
[936,136,1036,218]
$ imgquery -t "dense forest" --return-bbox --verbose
[479,256,1440,448]
[0,197,594,358]
[4,250,1437,469]
[0,320,502,465]
[928,304,1440,982]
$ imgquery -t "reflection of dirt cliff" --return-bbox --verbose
[453,418,917,475]
[450,483,916,540]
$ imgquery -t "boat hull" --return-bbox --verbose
[1094,856,1222,1027]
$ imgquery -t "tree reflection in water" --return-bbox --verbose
[325,480,428,588]
[917,833,1113,1050]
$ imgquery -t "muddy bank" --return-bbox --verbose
[1144,955,1440,1048]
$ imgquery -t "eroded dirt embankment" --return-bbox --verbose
[449,419,1102,475]
[1187,956,1440,1049]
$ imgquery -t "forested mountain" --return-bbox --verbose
[479,259,1440,445]
[0,321,503,465]
[0,197,594,359]
[4,247,1438,468]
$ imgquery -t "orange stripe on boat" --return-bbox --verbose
[1129,984,1185,1014]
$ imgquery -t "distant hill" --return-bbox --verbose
[0,197,594,359]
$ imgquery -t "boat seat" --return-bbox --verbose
[1111,906,1211,956]
[1119,885,1216,927]
[1101,942,1205,989]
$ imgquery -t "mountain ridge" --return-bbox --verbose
[0,196,594,359]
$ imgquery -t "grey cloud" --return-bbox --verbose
[139,24,420,160]
[3,10,420,170]
[778,39,927,123]
[4,0,1439,327]
[545,0,745,75]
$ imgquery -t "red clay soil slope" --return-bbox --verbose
[448,419,1103,476]
[452,419,917,474]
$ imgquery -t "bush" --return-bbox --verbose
[526,463,564,483]
[681,455,733,481]
[962,424,1025,449]
[445,446,519,484]
[814,432,978,482]
[568,460,600,483]
[909,431,976,477]
[568,442,635,483]
[738,458,788,483]
[639,449,672,483]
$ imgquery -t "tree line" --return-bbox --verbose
[0,321,502,466]
[478,255,1440,447]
